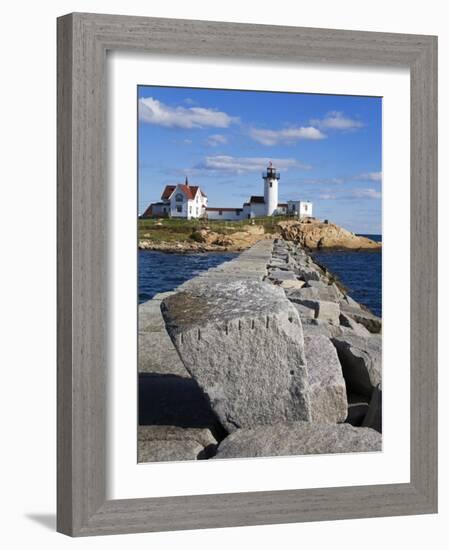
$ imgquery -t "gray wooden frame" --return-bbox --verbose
[57,12,438,537]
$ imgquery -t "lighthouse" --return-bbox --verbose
[263,161,280,216]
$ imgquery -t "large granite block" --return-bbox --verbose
[304,335,348,423]
[214,422,382,459]
[161,280,311,432]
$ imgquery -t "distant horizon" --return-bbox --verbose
[138,86,382,234]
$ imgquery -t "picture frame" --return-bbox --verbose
[57,12,438,536]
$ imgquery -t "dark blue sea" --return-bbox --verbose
[312,234,382,317]
[138,250,238,303]
[139,237,382,317]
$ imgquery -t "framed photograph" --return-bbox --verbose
[57,13,437,536]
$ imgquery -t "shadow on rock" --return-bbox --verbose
[138,373,227,441]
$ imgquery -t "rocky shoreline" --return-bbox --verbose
[138,218,381,253]
[138,238,382,462]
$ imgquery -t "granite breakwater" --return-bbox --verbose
[138,239,382,462]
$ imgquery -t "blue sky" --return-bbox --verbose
[138,86,382,234]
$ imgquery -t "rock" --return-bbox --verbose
[292,298,340,324]
[304,335,348,423]
[342,295,361,308]
[214,422,382,459]
[138,373,224,439]
[301,319,334,338]
[339,304,382,334]
[267,269,298,283]
[138,425,218,462]
[292,303,316,320]
[346,393,370,426]
[279,279,306,290]
[138,440,204,462]
[315,300,340,323]
[306,280,328,289]
[161,280,311,432]
[332,334,382,398]
[276,219,382,250]
[339,312,372,337]
[362,384,382,433]
[138,299,189,377]
[287,285,341,304]
[138,428,213,463]
[295,266,322,282]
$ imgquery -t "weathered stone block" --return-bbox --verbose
[304,335,348,423]
[138,299,189,377]
[280,279,306,290]
[362,384,382,433]
[296,267,322,282]
[288,285,341,304]
[268,269,298,283]
[292,298,340,324]
[137,425,218,462]
[316,300,341,323]
[339,312,371,337]
[292,302,316,319]
[332,334,382,398]
[306,280,328,289]
[214,422,382,459]
[161,280,311,432]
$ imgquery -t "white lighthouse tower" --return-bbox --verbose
[263,161,280,216]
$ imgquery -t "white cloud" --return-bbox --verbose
[195,155,308,175]
[206,134,228,147]
[351,188,381,199]
[357,171,382,182]
[311,111,364,130]
[138,97,238,128]
[319,193,337,200]
[303,177,345,185]
[249,126,326,146]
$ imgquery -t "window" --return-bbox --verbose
[176,206,182,213]
[304,204,308,211]
[175,193,183,202]
[219,210,223,216]
[236,210,240,216]
[189,206,192,214]
[269,182,272,188]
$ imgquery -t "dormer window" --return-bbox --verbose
[175,193,183,202]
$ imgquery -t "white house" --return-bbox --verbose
[142,178,208,220]
[287,200,313,218]
[141,163,313,221]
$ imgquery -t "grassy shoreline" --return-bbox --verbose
[138,216,285,244]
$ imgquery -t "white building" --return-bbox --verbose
[206,207,243,221]
[141,163,313,221]
[142,178,208,220]
[287,200,313,218]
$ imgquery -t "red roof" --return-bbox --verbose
[141,204,153,218]
[161,185,176,200]
[161,184,206,201]
[278,203,288,208]
[250,195,265,204]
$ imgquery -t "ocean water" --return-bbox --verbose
[138,250,238,303]
[312,234,382,317]
[138,237,382,317]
